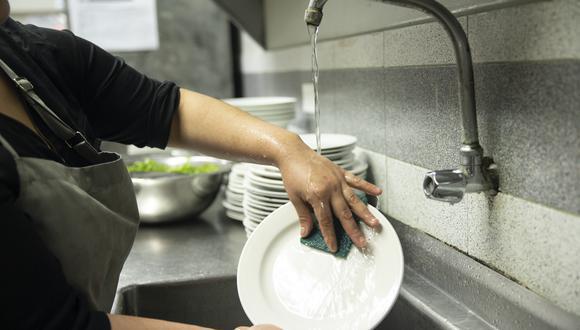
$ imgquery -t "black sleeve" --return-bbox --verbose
[43,28,181,149]
[0,146,111,330]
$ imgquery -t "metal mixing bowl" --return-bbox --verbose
[125,153,231,224]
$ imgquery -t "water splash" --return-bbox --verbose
[272,224,381,329]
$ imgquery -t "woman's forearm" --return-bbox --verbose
[168,89,309,166]
[108,314,213,330]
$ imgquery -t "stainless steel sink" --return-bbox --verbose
[113,216,580,330]
[114,275,446,330]
[115,276,251,329]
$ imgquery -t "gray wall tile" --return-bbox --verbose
[334,32,383,69]
[243,71,304,100]
[242,60,580,215]
[327,69,386,154]
[383,18,466,67]
[469,0,580,63]
[475,61,580,213]
[384,66,463,170]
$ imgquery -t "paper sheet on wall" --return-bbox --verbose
[67,0,159,52]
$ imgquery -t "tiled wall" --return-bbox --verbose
[241,0,580,315]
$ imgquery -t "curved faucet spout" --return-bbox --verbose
[305,0,498,203]
[305,0,329,26]
[383,0,478,146]
[382,0,498,202]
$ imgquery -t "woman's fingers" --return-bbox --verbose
[330,194,367,249]
[291,197,314,237]
[343,185,382,230]
[312,199,337,252]
[345,172,382,196]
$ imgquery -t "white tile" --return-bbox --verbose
[383,18,467,68]
[466,193,580,315]
[355,148,580,314]
[241,31,333,74]
[355,149,387,210]
[383,156,469,251]
[469,0,580,62]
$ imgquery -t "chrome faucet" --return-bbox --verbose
[304,0,328,26]
[305,0,498,204]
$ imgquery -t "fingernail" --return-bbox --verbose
[300,225,306,237]
[326,239,336,252]
[371,218,380,226]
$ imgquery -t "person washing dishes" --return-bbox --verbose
[0,1,382,329]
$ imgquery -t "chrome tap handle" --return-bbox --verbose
[423,169,466,204]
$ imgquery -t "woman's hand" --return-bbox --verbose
[276,140,382,252]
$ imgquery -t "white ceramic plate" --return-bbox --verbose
[227,199,244,209]
[245,192,289,205]
[247,173,285,190]
[246,203,278,214]
[300,133,357,152]
[244,213,264,225]
[228,181,245,191]
[244,195,280,210]
[325,149,355,161]
[227,185,245,195]
[247,178,286,192]
[237,202,404,330]
[223,97,297,109]
[225,210,244,221]
[245,185,289,199]
[244,197,283,211]
[349,159,369,176]
[245,205,273,218]
[243,216,259,230]
[225,190,244,203]
[251,166,283,180]
[222,200,244,213]
[248,173,284,186]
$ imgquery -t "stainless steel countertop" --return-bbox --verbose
[113,193,246,310]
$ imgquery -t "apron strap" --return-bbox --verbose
[0,132,20,158]
[0,59,108,163]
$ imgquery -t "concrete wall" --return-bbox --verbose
[116,0,233,99]
[240,0,580,316]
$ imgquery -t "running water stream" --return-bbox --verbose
[308,25,322,155]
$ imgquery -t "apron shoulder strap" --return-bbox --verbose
[0,58,109,164]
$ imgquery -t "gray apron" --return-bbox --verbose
[0,59,140,311]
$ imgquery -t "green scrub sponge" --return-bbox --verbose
[300,193,368,258]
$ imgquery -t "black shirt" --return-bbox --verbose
[0,18,180,329]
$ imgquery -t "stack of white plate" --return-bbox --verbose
[240,133,369,238]
[222,163,249,221]
[222,97,296,128]
[242,165,288,237]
